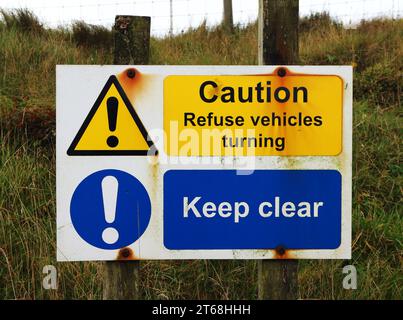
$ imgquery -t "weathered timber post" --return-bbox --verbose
[103,260,140,299]
[113,15,151,65]
[257,0,299,300]
[223,0,234,32]
[103,15,151,300]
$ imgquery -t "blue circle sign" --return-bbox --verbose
[70,169,151,249]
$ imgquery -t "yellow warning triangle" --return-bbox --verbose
[67,75,157,156]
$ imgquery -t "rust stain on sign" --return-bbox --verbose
[273,245,294,259]
[117,67,153,102]
[253,246,297,259]
[116,247,140,260]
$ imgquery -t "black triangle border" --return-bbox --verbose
[67,75,158,156]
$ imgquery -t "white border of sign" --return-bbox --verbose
[56,65,352,261]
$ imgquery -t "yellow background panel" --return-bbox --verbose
[164,75,343,156]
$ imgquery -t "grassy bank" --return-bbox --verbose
[0,10,402,299]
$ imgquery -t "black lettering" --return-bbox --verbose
[197,116,206,126]
[199,81,218,103]
[261,116,270,126]
[314,116,323,126]
[225,116,234,126]
[235,116,245,126]
[255,82,264,102]
[238,87,253,103]
[293,86,308,103]
[288,116,297,126]
[221,87,235,103]
[266,81,272,102]
[274,87,290,103]
[304,116,313,126]
[275,137,285,151]
[184,113,196,126]
[250,116,260,126]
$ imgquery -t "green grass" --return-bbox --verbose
[0,10,402,299]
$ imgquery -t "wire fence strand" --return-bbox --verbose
[0,0,401,36]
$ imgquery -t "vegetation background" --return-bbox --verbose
[0,9,401,299]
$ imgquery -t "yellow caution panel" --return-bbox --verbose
[68,75,155,156]
[164,73,343,156]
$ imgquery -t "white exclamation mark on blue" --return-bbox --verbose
[101,176,119,244]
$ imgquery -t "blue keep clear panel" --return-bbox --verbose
[163,170,342,250]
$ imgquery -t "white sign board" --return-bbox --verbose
[56,65,352,261]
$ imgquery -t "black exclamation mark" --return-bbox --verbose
[106,97,119,148]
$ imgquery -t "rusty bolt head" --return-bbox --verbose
[277,67,287,77]
[127,69,136,79]
[120,247,131,258]
[275,245,286,256]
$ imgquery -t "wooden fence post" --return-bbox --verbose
[257,0,299,300]
[103,15,151,300]
[113,15,151,65]
[223,0,234,32]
